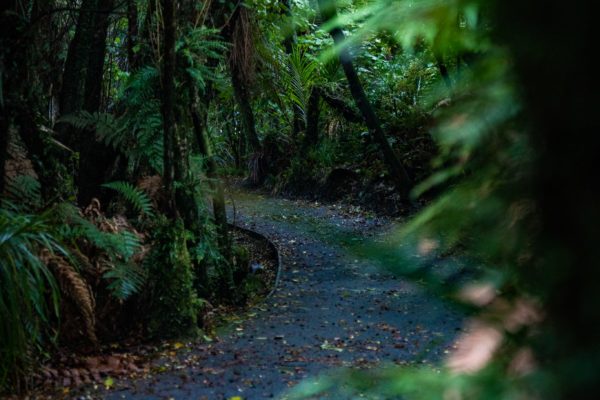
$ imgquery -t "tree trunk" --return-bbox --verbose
[126,0,139,70]
[321,88,362,123]
[189,72,235,299]
[190,100,231,259]
[0,107,7,194]
[230,66,260,152]
[279,0,304,138]
[2,0,70,201]
[59,0,97,126]
[77,0,115,206]
[304,87,321,148]
[434,51,452,89]
[317,0,412,198]
[495,2,599,398]
[160,0,177,217]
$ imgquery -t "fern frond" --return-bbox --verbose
[3,175,41,211]
[0,207,62,389]
[102,181,155,217]
[60,111,126,148]
[103,262,146,300]
[281,49,319,120]
[41,250,97,344]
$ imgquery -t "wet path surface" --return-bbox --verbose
[104,193,464,399]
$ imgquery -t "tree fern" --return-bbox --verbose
[102,181,154,217]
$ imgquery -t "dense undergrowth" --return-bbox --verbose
[2,0,597,398]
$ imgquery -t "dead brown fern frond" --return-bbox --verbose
[41,250,98,345]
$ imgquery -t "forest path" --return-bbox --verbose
[104,191,463,399]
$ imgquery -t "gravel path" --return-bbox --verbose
[101,193,464,399]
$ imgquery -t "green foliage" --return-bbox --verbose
[55,203,146,300]
[0,205,62,392]
[178,27,228,90]
[145,217,200,338]
[285,0,543,399]
[59,110,123,143]
[60,102,164,174]
[287,363,541,400]
[2,175,42,211]
[282,49,319,120]
[102,181,155,217]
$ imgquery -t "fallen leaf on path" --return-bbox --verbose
[104,376,114,389]
[320,340,344,352]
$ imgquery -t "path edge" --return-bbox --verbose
[229,223,283,299]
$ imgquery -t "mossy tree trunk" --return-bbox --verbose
[159,0,178,218]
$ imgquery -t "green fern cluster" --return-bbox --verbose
[102,181,154,217]
[60,66,164,174]
[179,27,228,91]
[2,175,41,211]
[55,203,146,300]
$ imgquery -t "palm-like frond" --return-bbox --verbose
[282,49,319,121]
[0,206,62,391]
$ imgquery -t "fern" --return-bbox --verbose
[2,175,41,211]
[60,111,125,146]
[61,68,164,175]
[54,203,146,300]
[282,49,319,120]
[179,27,228,91]
[103,262,146,300]
[102,181,154,217]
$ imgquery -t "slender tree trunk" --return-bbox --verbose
[137,0,156,66]
[434,51,452,89]
[189,77,235,299]
[321,89,362,122]
[279,0,304,138]
[160,0,177,217]
[304,87,321,148]
[59,0,97,125]
[2,0,69,201]
[317,0,412,197]
[0,106,7,194]
[225,122,241,170]
[126,0,139,70]
[190,99,230,259]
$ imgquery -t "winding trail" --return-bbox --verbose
[105,192,464,399]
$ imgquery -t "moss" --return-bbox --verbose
[145,217,200,338]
